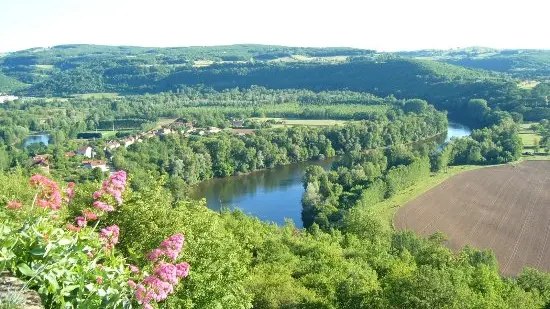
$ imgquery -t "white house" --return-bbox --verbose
[82,160,109,172]
[122,137,136,148]
[77,146,93,158]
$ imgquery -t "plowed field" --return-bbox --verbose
[395,161,550,276]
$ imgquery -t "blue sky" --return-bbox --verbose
[1,0,548,52]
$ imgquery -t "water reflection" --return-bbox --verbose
[23,134,50,147]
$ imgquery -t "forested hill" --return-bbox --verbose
[396,47,550,79]
[2,44,550,122]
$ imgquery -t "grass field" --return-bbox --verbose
[250,117,350,127]
[395,161,550,276]
[34,64,54,70]
[153,117,178,129]
[519,122,545,154]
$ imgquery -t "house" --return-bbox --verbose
[77,146,93,158]
[31,155,50,173]
[32,154,50,164]
[82,160,109,172]
[104,141,121,151]
[64,151,76,157]
[160,128,173,136]
[122,137,135,147]
[232,120,244,128]
[231,129,255,136]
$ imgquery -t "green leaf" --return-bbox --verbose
[30,248,46,256]
[61,285,80,295]
[18,263,35,276]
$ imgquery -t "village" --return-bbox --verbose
[30,119,253,174]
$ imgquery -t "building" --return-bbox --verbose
[104,141,121,151]
[76,146,93,158]
[232,120,244,128]
[64,151,76,157]
[160,128,173,136]
[31,155,50,173]
[122,137,136,148]
[82,160,109,172]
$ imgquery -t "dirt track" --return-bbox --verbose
[395,161,550,276]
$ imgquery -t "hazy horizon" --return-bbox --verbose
[1,0,549,53]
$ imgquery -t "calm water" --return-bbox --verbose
[23,133,50,147]
[190,123,471,227]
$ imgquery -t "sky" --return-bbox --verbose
[1,0,549,52]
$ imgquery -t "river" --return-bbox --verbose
[189,122,472,227]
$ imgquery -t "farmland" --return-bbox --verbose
[395,161,550,276]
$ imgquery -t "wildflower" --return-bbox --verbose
[64,182,76,203]
[30,174,62,210]
[129,265,140,273]
[75,216,87,228]
[154,263,178,284]
[82,209,99,221]
[96,276,103,285]
[93,201,114,212]
[94,171,127,205]
[147,249,163,263]
[175,262,190,279]
[128,280,137,288]
[159,234,185,261]
[66,223,80,232]
[87,252,94,260]
[6,201,22,210]
[51,214,58,220]
[99,225,120,250]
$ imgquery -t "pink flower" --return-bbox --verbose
[66,223,80,232]
[129,265,139,273]
[175,262,190,278]
[93,190,103,200]
[159,234,185,261]
[154,263,178,284]
[93,201,114,212]
[99,225,120,250]
[30,174,62,211]
[87,252,94,259]
[6,201,22,210]
[147,249,163,263]
[64,182,76,203]
[82,209,99,221]
[96,276,103,285]
[75,216,87,228]
[128,280,137,288]
[51,214,58,220]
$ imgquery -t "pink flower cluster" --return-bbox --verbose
[133,234,189,308]
[147,234,185,262]
[67,171,127,233]
[30,174,62,210]
[93,171,127,212]
[99,225,120,251]
[6,201,22,210]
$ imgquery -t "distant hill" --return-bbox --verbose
[395,47,550,79]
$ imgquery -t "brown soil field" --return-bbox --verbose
[395,161,550,276]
